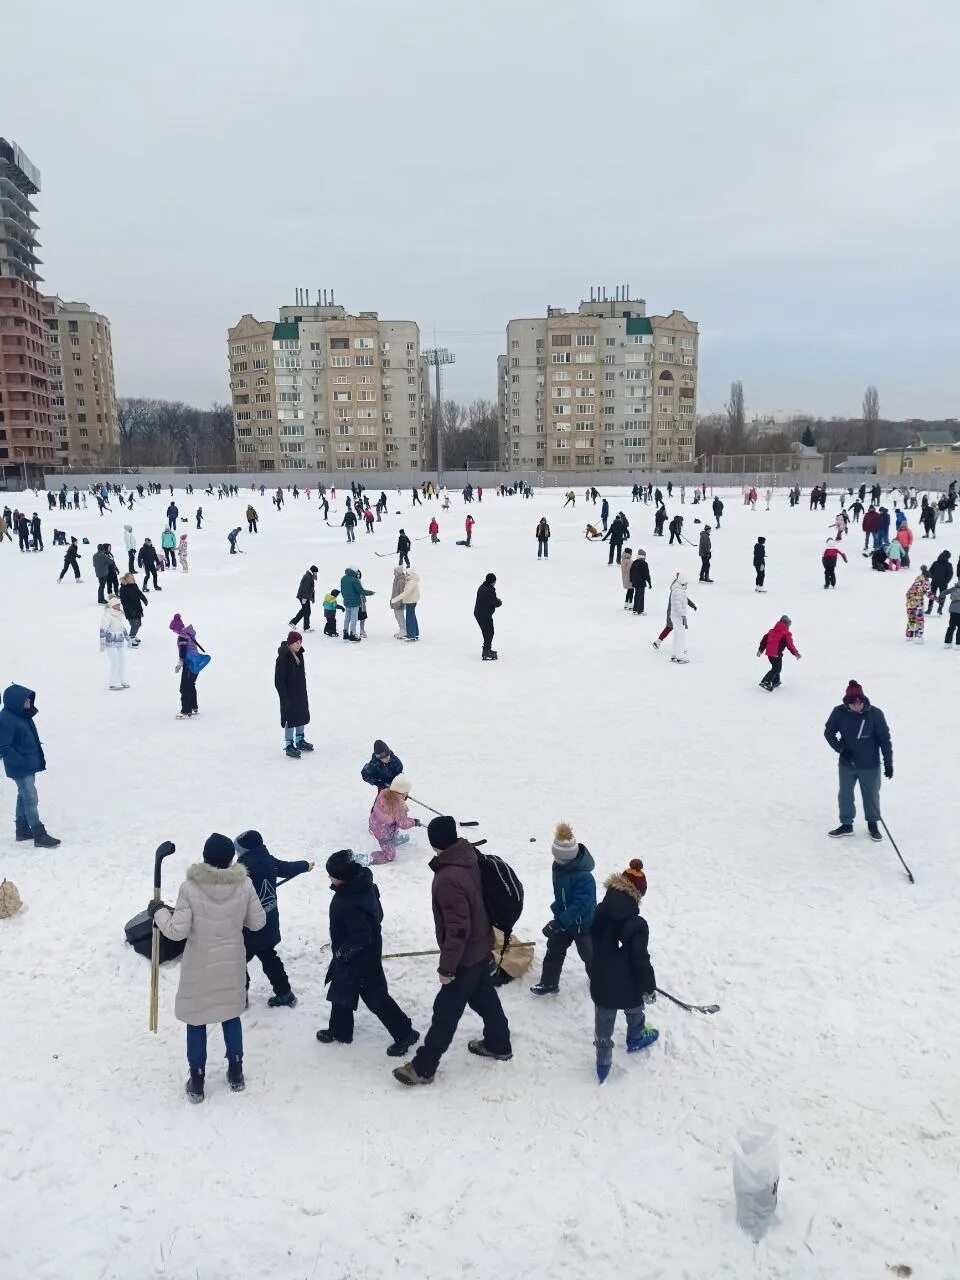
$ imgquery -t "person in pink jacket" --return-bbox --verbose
[896,523,913,569]
[368,774,420,864]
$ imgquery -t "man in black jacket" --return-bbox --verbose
[290,565,318,631]
[926,549,953,615]
[58,537,81,582]
[668,514,684,545]
[824,679,893,841]
[137,538,161,591]
[235,829,313,1007]
[397,529,411,568]
[753,536,766,591]
[629,550,652,615]
[474,573,501,660]
[603,513,628,565]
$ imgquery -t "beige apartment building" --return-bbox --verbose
[229,293,429,473]
[498,288,698,473]
[43,297,118,470]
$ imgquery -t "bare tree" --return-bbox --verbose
[725,380,746,452]
[862,385,880,453]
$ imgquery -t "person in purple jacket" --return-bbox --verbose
[170,613,202,719]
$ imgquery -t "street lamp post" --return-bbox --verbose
[422,347,455,487]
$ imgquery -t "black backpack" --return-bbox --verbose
[476,850,524,943]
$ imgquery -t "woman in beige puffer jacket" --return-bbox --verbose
[153,832,265,1101]
[392,568,421,642]
[620,547,634,607]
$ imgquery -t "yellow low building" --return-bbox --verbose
[875,430,960,477]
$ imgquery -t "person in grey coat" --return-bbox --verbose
[152,832,266,1102]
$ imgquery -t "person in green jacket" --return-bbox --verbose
[339,566,374,642]
[160,526,177,569]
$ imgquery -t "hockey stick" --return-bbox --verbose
[656,986,720,1015]
[409,795,480,826]
[149,840,177,1032]
[879,818,915,883]
[382,939,533,961]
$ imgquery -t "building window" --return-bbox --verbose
[330,338,349,350]
[681,337,695,350]
[354,337,375,349]
[551,353,571,365]
[334,391,352,402]
[331,355,351,368]
[576,334,595,347]
[551,334,571,347]
[511,340,519,350]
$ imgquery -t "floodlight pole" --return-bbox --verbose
[422,347,455,486]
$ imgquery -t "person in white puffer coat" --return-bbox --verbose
[153,833,266,1102]
[392,568,421,641]
[99,597,130,690]
[123,523,137,574]
[668,577,695,664]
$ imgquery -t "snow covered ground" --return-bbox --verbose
[1,482,957,1280]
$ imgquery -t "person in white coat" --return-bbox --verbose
[392,567,421,641]
[123,523,137,574]
[669,577,695,664]
[152,833,266,1102]
[99,597,130,690]
[390,566,406,638]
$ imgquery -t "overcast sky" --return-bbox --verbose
[5,0,960,420]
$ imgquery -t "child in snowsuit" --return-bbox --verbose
[757,615,801,691]
[323,588,344,636]
[905,568,929,641]
[177,534,189,572]
[234,829,313,1008]
[368,774,419,864]
[530,823,595,995]
[316,848,419,1055]
[590,859,657,1082]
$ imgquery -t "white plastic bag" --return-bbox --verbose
[732,1121,779,1240]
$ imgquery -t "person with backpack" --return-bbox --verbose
[629,549,652,615]
[392,816,512,1086]
[753,536,766,591]
[234,829,313,1008]
[536,517,550,559]
[151,833,266,1102]
[316,848,420,1055]
[290,565,318,632]
[590,858,658,1082]
[171,613,203,719]
[822,538,847,588]
[530,823,595,996]
[757,615,801,691]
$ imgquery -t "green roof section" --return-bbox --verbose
[625,316,652,335]
[917,430,956,446]
[273,321,299,340]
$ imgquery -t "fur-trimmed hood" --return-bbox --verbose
[604,872,644,904]
[187,862,248,889]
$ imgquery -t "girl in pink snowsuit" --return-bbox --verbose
[368,775,418,864]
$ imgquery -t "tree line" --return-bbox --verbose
[116,398,234,470]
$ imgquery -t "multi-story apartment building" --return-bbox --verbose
[0,138,54,482]
[229,293,429,473]
[498,288,698,473]
[43,297,118,470]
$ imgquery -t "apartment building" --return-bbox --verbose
[229,292,429,473]
[0,138,54,481]
[43,297,118,470]
[498,288,698,473]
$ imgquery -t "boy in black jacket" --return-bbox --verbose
[234,830,313,1007]
[754,536,766,591]
[316,849,419,1055]
[590,858,658,1082]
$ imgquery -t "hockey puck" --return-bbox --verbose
[529,838,536,842]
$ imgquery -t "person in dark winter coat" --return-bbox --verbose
[629,550,652,615]
[317,849,419,1053]
[119,573,148,645]
[599,498,609,532]
[698,526,712,581]
[361,740,404,792]
[653,504,668,537]
[603,513,627,564]
[536,517,551,558]
[590,859,657,1081]
[341,509,357,542]
[58,536,81,582]
[138,538,161,591]
[668,514,684,545]
[397,530,411,567]
[290,565,318,631]
[0,683,59,847]
[757,615,801,691]
[474,572,501,660]
[824,680,893,841]
[274,632,311,757]
[753,536,766,591]
[712,496,724,528]
[92,544,111,603]
[234,829,313,1007]
[926,549,953,615]
[530,823,596,995]
[393,816,512,1085]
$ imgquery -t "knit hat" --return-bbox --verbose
[202,832,235,868]
[326,848,361,881]
[389,774,411,795]
[169,613,184,633]
[757,536,765,544]
[234,830,263,854]
[637,549,646,558]
[286,631,303,645]
[843,680,865,705]
[484,573,497,585]
[623,858,647,897]
[427,815,458,851]
[551,822,579,864]
[780,615,791,625]
[373,739,391,756]
[108,597,123,610]
[309,565,318,573]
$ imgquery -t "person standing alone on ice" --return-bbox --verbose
[824,680,893,842]
[474,572,501,660]
[530,823,596,996]
[666,576,695,663]
[754,536,766,591]
[757,615,801,691]
[905,566,930,642]
[290,565,318,632]
[99,597,130,690]
[0,684,60,847]
[151,833,266,1102]
[698,524,713,582]
[392,816,512,1086]
[275,631,312,758]
[822,538,847,588]
[536,517,550,558]
[590,858,657,1083]
[171,613,202,719]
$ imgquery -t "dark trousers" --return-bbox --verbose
[411,957,511,1079]
[540,928,593,988]
[761,655,783,688]
[127,549,136,573]
[476,616,495,652]
[625,587,634,605]
[755,565,765,587]
[398,552,410,567]
[632,585,646,614]
[669,530,681,544]
[245,942,290,996]
[59,558,80,581]
[291,600,312,629]
[142,567,160,590]
[187,1018,242,1070]
[323,612,338,636]
[607,541,622,565]
[945,616,960,644]
[180,666,198,714]
[164,547,176,567]
[248,520,257,533]
[97,576,108,604]
[824,561,837,588]
[129,615,142,640]
[328,969,412,1044]
[699,555,711,580]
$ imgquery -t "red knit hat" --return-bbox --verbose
[286,631,303,645]
[623,859,647,896]
[843,680,865,705]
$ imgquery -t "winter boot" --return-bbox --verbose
[315,1028,352,1044]
[386,1028,421,1057]
[652,640,661,650]
[596,1062,611,1084]
[284,743,301,760]
[226,1055,245,1092]
[867,821,883,842]
[15,818,32,842]
[828,823,854,838]
[185,1067,205,1103]
[530,982,559,996]
[267,990,297,1008]
[33,825,61,849]
[467,1039,512,1062]
[392,1061,433,1086]
[626,1028,660,1052]
[295,739,314,752]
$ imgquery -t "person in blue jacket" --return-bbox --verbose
[530,822,596,995]
[0,684,59,848]
[361,739,404,792]
[824,679,893,842]
[234,830,313,1006]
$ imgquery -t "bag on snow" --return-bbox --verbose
[476,851,523,944]
[184,651,211,677]
[489,928,533,986]
[124,907,186,962]
[0,878,23,919]
[732,1121,779,1241]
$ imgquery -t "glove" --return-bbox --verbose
[174,662,182,673]
[413,818,422,827]
[147,900,170,919]
[643,991,657,1005]
[542,920,560,939]
[884,766,893,780]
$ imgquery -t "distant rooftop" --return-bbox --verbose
[0,137,41,195]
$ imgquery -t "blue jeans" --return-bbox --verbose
[405,603,419,638]
[186,1018,242,1070]
[538,540,549,558]
[284,725,305,745]
[346,526,355,542]
[838,763,881,824]
[344,605,359,637]
[594,1004,646,1066]
[15,774,40,831]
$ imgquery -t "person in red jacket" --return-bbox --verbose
[896,522,913,569]
[758,615,801,691]
[429,517,439,544]
[464,514,475,547]
[861,505,880,553]
[822,538,848,588]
